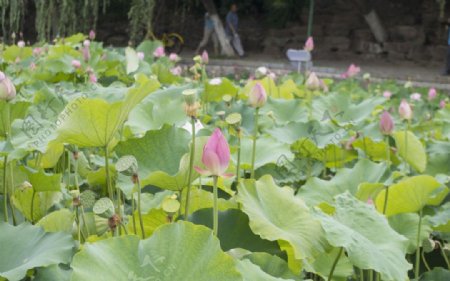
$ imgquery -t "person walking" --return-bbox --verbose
[445,18,450,76]
[196,12,219,55]
[226,3,244,57]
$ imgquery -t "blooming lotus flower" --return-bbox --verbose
[383,91,392,99]
[306,72,321,90]
[428,88,437,101]
[195,129,231,177]
[169,53,180,62]
[170,66,182,76]
[89,73,97,83]
[72,59,81,69]
[201,50,209,64]
[137,52,145,60]
[399,99,413,120]
[82,46,90,62]
[440,100,446,109]
[89,30,96,40]
[341,64,360,79]
[410,93,421,101]
[0,72,16,101]
[380,111,395,135]
[83,40,90,47]
[304,36,314,52]
[153,46,165,58]
[248,82,267,108]
[209,78,222,85]
[17,40,25,48]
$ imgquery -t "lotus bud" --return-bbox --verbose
[83,40,90,47]
[201,50,209,64]
[72,59,81,69]
[248,82,267,108]
[153,46,165,58]
[170,66,182,76]
[440,100,446,109]
[399,99,413,120]
[33,47,42,56]
[17,40,25,48]
[304,36,314,52]
[89,30,96,40]
[306,72,321,91]
[183,89,200,117]
[195,128,231,177]
[428,88,437,101]
[137,52,145,60]
[341,64,360,79]
[379,111,395,135]
[255,66,268,79]
[383,91,392,99]
[89,73,98,83]
[0,71,16,102]
[82,46,90,62]
[169,53,180,62]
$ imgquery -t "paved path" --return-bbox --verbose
[181,51,450,91]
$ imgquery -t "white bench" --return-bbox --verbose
[286,49,313,73]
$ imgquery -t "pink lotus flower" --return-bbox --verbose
[89,73,97,83]
[30,62,36,71]
[304,36,314,52]
[153,46,165,58]
[169,53,180,62]
[0,71,16,101]
[137,52,145,60]
[82,46,90,62]
[170,66,182,76]
[428,88,437,101]
[17,40,25,48]
[33,47,42,57]
[383,91,392,99]
[89,30,96,40]
[248,82,267,108]
[201,50,209,64]
[71,59,81,69]
[410,93,421,101]
[380,110,395,135]
[341,64,361,79]
[440,100,446,109]
[268,72,276,80]
[399,99,413,120]
[195,129,231,177]
[83,40,90,47]
[306,72,321,90]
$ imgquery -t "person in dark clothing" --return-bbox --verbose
[226,3,244,57]
[443,18,450,75]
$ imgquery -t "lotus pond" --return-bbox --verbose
[0,34,449,281]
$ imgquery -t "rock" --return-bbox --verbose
[407,45,431,61]
[427,45,448,61]
[353,29,375,41]
[388,25,425,43]
[323,36,351,51]
[352,40,384,54]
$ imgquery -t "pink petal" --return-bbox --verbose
[202,149,221,175]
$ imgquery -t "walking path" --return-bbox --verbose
[181,51,450,91]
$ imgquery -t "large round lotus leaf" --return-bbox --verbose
[189,208,282,256]
[317,193,411,281]
[393,130,427,173]
[70,221,242,281]
[57,78,159,148]
[426,201,450,232]
[388,213,432,254]
[0,223,75,281]
[297,159,386,208]
[236,259,295,281]
[242,253,300,280]
[420,267,450,281]
[375,175,449,216]
[237,175,327,260]
[37,208,74,233]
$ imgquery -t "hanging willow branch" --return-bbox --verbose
[0,0,27,43]
[128,0,156,44]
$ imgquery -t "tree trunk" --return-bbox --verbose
[351,0,387,43]
[202,0,235,56]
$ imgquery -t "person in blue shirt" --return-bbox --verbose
[196,12,219,55]
[445,19,450,75]
[226,3,244,57]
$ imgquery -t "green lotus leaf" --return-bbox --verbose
[393,130,427,173]
[260,98,308,124]
[204,77,238,102]
[37,208,74,233]
[303,248,353,281]
[125,47,139,74]
[297,159,386,208]
[420,267,450,281]
[70,221,242,281]
[388,213,432,254]
[0,223,75,281]
[12,188,62,222]
[237,175,327,260]
[426,201,450,232]
[236,259,295,281]
[25,168,62,192]
[34,264,72,281]
[317,193,411,281]
[0,101,30,138]
[241,252,300,280]
[375,175,449,216]
[57,77,160,148]
[127,208,168,238]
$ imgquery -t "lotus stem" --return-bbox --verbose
[131,194,137,235]
[66,150,71,188]
[30,189,36,223]
[104,145,114,201]
[250,108,259,178]
[136,176,145,239]
[415,209,423,279]
[9,161,16,225]
[327,247,343,281]
[235,128,241,186]
[437,241,450,269]
[369,270,373,281]
[184,116,196,219]
[359,268,364,281]
[3,155,8,223]
[382,187,389,215]
[421,249,431,271]
[80,205,90,238]
[212,175,219,236]
[404,121,410,175]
